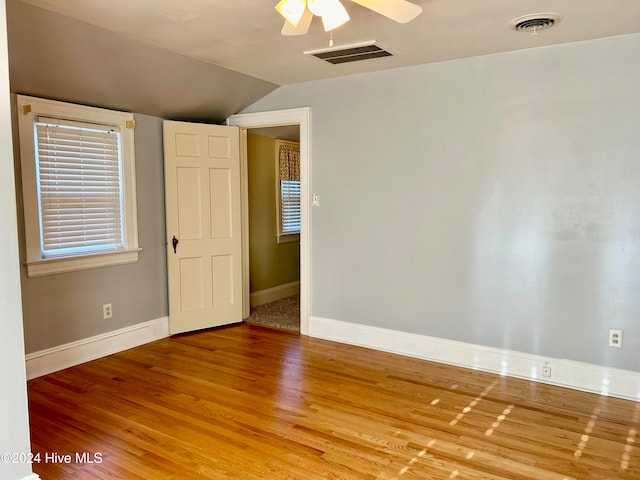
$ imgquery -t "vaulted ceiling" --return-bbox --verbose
[7,0,640,121]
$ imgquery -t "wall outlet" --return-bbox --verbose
[608,329,623,348]
[542,366,552,377]
[103,303,112,320]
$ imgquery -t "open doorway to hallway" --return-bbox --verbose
[245,125,300,332]
[228,107,310,335]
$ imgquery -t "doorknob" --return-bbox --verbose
[172,236,179,254]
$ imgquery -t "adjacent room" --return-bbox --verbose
[1,0,639,479]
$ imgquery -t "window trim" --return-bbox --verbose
[17,95,140,277]
[274,139,300,244]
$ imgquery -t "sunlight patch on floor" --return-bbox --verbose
[485,404,515,437]
[574,407,600,458]
[621,402,640,469]
[450,379,498,427]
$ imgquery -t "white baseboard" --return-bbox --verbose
[25,317,170,380]
[250,281,299,308]
[309,316,640,402]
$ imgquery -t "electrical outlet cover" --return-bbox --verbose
[608,329,623,348]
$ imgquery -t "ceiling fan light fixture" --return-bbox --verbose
[306,0,324,16]
[275,0,307,27]
[278,0,422,37]
[320,0,350,31]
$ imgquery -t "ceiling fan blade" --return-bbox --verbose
[349,0,422,23]
[281,7,313,35]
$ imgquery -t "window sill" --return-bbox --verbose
[25,248,142,278]
[277,233,300,245]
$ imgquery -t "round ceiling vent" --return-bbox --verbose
[509,13,562,33]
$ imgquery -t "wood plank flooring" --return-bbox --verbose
[28,324,639,479]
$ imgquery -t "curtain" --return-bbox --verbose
[279,143,300,181]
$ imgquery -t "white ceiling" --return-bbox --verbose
[20,0,640,86]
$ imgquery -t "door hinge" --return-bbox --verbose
[126,119,136,129]
[22,104,31,115]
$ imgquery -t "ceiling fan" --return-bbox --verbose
[275,0,422,36]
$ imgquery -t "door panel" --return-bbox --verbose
[179,257,205,311]
[212,254,233,305]
[209,135,231,158]
[209,168,232,238]
[164,120,242,334]
[175,133,200,157]
[177,168,202,239]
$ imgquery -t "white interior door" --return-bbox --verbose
[163,120,242,334]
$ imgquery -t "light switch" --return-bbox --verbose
[312,193,320,206]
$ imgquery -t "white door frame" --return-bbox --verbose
[227,107,311,335]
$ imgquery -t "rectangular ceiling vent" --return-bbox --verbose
[304,41,392,65]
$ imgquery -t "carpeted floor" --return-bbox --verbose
[245,295,300,332]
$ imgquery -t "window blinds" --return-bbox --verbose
[34,117,124,257]
[281,179,301,234]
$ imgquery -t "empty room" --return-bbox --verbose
[1,1,639,479]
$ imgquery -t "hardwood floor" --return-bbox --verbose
[28,324,639,479]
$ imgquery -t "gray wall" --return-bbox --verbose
[0,1,33,477]
[14,112,168,354]
[6,0,277,122]
[244,34,640,372]
[6,0,269,355]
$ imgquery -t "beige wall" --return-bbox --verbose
[248,133,300,293]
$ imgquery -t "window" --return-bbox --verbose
[280,179,301,234]
[275,140,300,243]
[17,95,140,277]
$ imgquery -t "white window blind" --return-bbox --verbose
[34,117,124,257]
[281,179,301,234]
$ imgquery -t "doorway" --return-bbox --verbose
[227,107,311,335]
[245,127,300,332]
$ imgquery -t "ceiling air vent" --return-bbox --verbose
[304,41,392,64]
[509,13,562,34]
